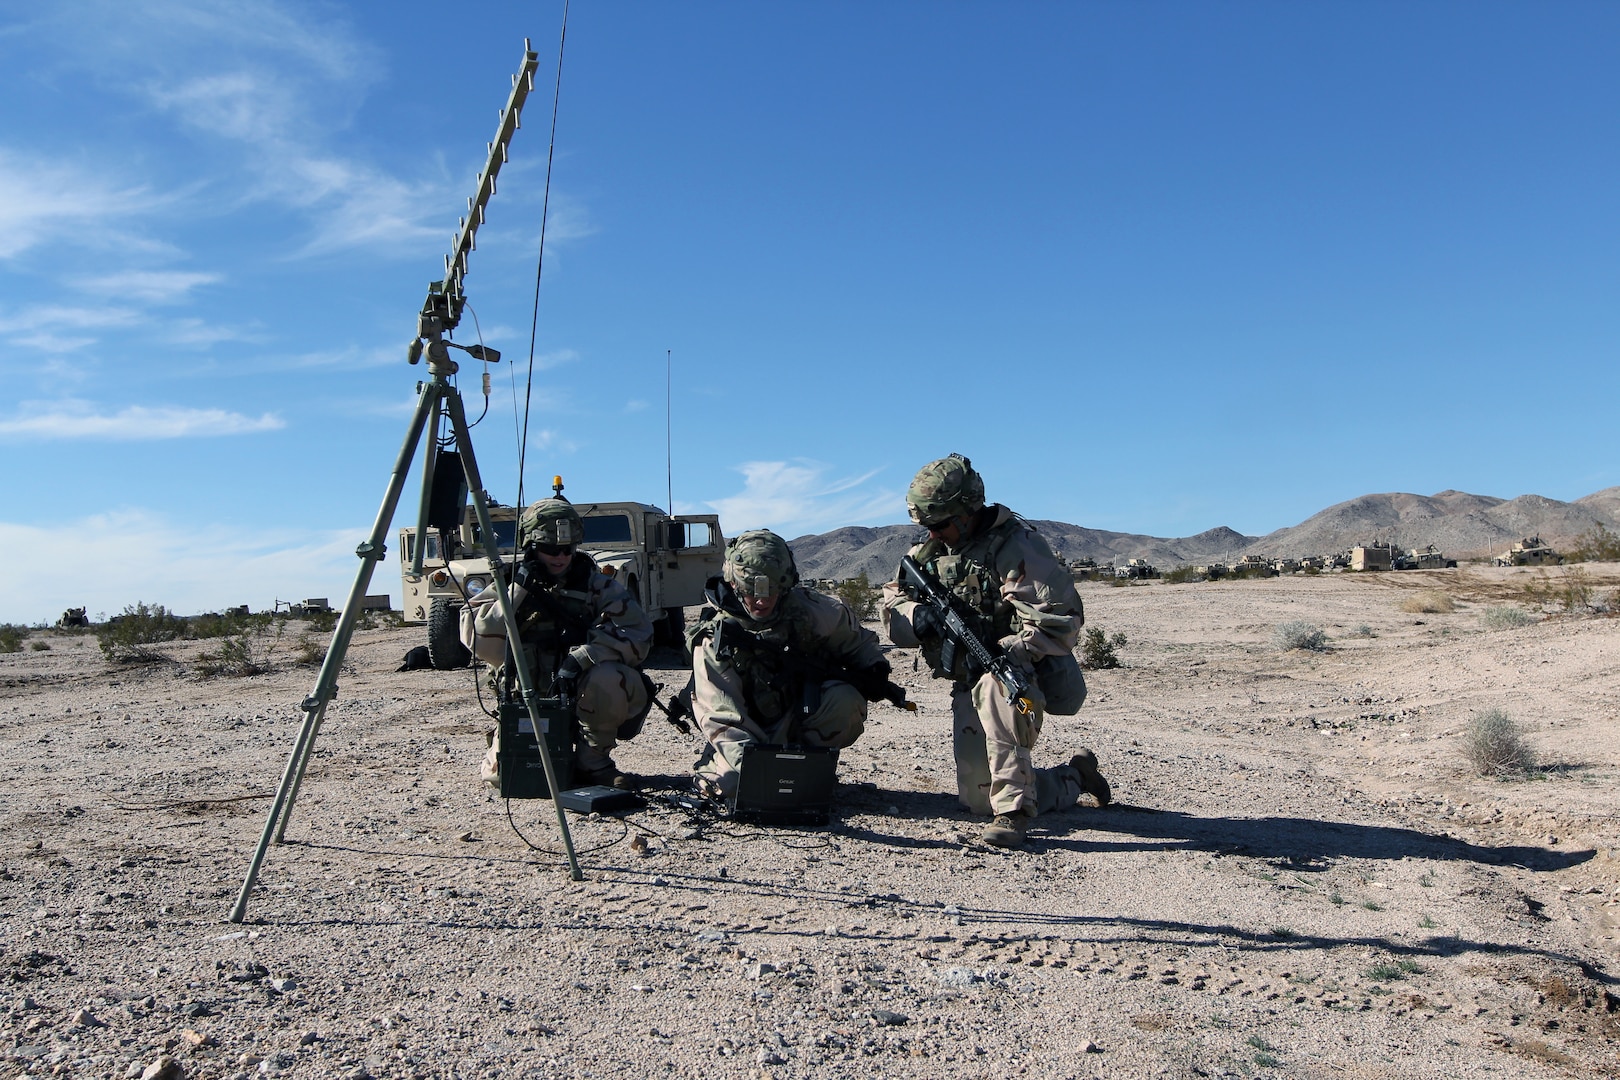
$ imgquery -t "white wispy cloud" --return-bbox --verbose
[72,270,222,303]
[0,508,369,625]
[0,401,284,440]
[0,152,161,260]
[706,460,902,539]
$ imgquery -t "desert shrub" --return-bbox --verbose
[189,609,271,639]
[1522,567,1593,612]
[1480,605,1533,630]
[1399,590,1454,614]
[0,624,25,653]
[97,602,186,662]
[1559,567,1593,611]
[29,640,50,652]
[1351,624,1376,638]
[834,573,879,620]
[1081,627,1126,669]
[1162,565,1204,584]
[195,635,269,677]
[1274,621,1327,651]
[294,633,327,667]
[304,608,338,634]
[1463,708,1535,777]
[1567,523,1620,562]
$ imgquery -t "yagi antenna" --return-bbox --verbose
[411,39,541,351]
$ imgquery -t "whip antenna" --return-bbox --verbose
[518,0,571,510]
[666,349,673,514]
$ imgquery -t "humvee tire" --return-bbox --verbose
[427,597,471,670]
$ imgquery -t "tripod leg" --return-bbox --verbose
[409,393,444,577]
[443,391,583,881]
[228,381,443,923]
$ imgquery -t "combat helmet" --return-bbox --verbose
[906,453,986,525]
[519,498,584,549]
[722,529,799,599]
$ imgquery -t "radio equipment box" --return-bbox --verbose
[495,695,575,800]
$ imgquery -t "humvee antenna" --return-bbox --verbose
[229,40,584,924]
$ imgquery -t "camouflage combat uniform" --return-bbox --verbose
[465,504,653,785]
[690,531,886,799]
[882,455,1105,840]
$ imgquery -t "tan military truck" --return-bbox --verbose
[1494,536,1562,567]
[399,499,724,669]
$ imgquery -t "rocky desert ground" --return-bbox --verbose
[4,563,1620,1079]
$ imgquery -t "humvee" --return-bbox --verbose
[399,498,724,669]
[1494,536,1562,567]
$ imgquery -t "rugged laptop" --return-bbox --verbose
[730,745,839,826]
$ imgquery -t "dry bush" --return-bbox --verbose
[1480,605,1534,630]
[1568,523,1620,562]
[195,636,270,678]
[1463,708,1535,777]
[1081,627,1126,669]
[97,602,185,663]
[294,633,327,667]
[0,624,25,653]
[1273,621,1327,651]
[834,573,879,620]
[1400,590,1455,614]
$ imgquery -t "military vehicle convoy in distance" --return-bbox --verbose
[399,499,725,669]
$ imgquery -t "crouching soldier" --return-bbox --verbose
[690,530,892,801]
[882,453,1111,848]
[466,498,653,790]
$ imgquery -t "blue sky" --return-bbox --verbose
[3,1,1617,622]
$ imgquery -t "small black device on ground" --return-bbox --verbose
[730,745,839,826]
[496,695,575,799]
[556,785,645,814]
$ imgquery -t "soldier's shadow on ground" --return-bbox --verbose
[1042,804,1593,872]
[830,785,1592,872]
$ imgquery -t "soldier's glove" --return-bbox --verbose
[850,659,893,702]
[554,653,584,693]
[909,604,943,641]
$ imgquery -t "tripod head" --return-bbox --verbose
[407,39,541,367]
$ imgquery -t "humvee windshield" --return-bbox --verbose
[583,514,633,543]
[405,532,442,563]
[470,519,519,553]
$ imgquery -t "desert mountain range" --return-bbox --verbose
[789,486,1620,582]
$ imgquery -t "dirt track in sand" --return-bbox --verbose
[3,564,1620,1079]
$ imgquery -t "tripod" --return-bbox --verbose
[228,41,581,924]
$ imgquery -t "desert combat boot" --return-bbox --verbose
[981,813,1029,849]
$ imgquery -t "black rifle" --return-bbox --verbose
[712,620,915,717]
[898,554,1036,716]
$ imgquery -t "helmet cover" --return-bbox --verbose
[519,498,584,548]
[722,529,799,599]
[905,453,985,525]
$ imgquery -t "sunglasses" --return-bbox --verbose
[923,518,955,534]
[531,542,576,557]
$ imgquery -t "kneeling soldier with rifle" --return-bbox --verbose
[467,497,654,790]
[690,530,903,801]
[883,453,1111,848]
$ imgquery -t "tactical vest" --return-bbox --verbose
[915,515,1021,683]
[514,557,596,681]
[692,594,830,730]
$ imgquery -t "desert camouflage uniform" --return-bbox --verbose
[690,585,883,799]
[883,502,1090,819]
[465,552,652,781]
